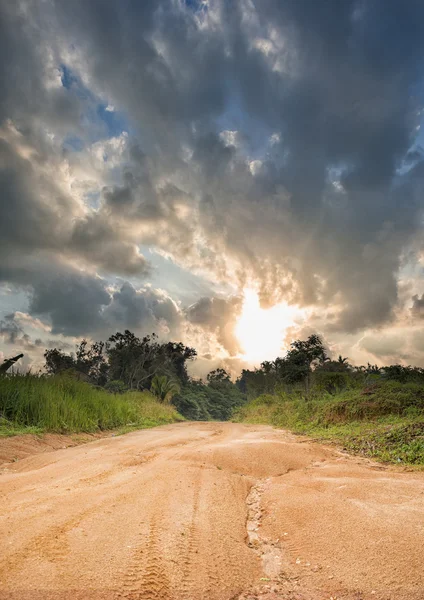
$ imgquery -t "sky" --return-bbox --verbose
[2,0,424,376]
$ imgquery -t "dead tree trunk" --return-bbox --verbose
[0,354,24,374]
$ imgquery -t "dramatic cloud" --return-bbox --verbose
[186,296,243,356]
[1,0,424,370]
[0,315,40,349]
[411,294,424,319]
[103,282,182,337]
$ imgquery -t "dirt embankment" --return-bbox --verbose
[1,422,423,599]
[0,431,113,466]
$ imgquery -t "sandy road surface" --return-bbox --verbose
[0,423,423,600]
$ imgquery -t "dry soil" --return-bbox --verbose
[0,422,423,600]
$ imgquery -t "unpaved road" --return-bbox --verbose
[1,423,423,600]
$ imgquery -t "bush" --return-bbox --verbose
[312,371,355,394]
[0,373,183,433]
[234,380,424,465]
[104,380,127,394]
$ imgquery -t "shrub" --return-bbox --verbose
[104,380,127,394]
[0,373,182,433]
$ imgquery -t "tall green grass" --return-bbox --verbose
[234,381,424,466]
[0,374,183,435]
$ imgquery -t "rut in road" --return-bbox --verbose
[1,422,424,600]
[118,516,171,600]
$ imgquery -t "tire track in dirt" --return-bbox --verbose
[176,469,203,599]
[0,506,96,578]
[3,423,424,600]
[117,514,171,600]
[201,483,248,599]
[114,464,175,600]
[0,484,156,583]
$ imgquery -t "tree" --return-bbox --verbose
[75,340,108,385]
[207,368,231,383]
[107,331,162,390]
[160,342,197,384]
[106,331,197,391]
[151,375,180,403]
[44,348,76,375]
[382,364,424,383]
[44,340,108,385]
[283,334,327,393]
[236,334,328,397]
[315,355,351,373]
[236,367,275,398]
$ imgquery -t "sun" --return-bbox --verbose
[235,289,303,363]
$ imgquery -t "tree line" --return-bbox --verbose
[43,331,424,421]
[43,330,246,421]
[237,334,424,399]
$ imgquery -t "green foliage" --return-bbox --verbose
[382,364,424,383]
[43,330,197,394]
[207,368,231,383]
[338,421,424,465]
[236,334,328,397]
[235,381,424,465]
[316,355,352,373]
[0,373,183,434]
[44,340,108,385]
[322,381,424,422]
[173,374,246,421]
[150,374,180,403]
[0,416,43,437]
[283,334,328,384]
[236,336,424,401]
[104,380,127,394]
[38,331,424,432]
[172,385,211,421]
[312,371,357,394]
[107,331,162,390]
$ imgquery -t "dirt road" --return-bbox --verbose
[1,423,423,600]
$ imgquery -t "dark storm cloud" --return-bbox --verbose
[0,131,149,278]
[28,266,112,336]
[0,2,82,133]
[22,267,181,338]
[103,282,182,335]
[102,163,162,221]
[1,0,424,347]
[0,314,42,350]
[70,214,150,276]
[1,261,182,341]
[0,2,150,297]
[411,294,424,319]
[0,316,28,346]
[186,296,242,355]
[210,0,424,330]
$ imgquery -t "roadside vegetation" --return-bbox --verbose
[0,329,245,436]
[234,336,424,466]
[0,373,183,436]
[2,329,424,466]
[41,331,246,422]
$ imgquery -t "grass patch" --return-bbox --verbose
[0,417,44,438]
[234,382,424,466]
[0,374,183,436]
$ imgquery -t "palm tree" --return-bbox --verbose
[150,375,180,403]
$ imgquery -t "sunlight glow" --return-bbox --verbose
[235,289,304,364]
